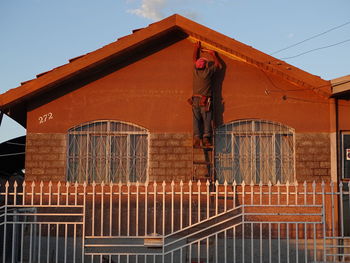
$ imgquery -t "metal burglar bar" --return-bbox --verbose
[215,120,295,184]
[67,120,149,184]
[1,180,350,262]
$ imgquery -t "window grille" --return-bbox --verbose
[215,119,295,184]
[67,120,149,183]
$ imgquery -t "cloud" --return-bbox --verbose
[178,10,199,20]
[128,0,167,21]
[287,33,295,39]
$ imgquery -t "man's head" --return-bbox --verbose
[195,57,208,69]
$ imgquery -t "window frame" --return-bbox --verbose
[67,120,149,183]
[214,119,296,184]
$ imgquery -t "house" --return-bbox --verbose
[2,14,350,262]
[331,74,350,181]
[0,14,348,185]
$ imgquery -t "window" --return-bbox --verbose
[67,120,149,183]
[215,119,295,184]
[341,131,350,180]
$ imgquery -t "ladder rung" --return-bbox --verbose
[193,146,213,150]
[193,161,212,165]
[193,177,212,181]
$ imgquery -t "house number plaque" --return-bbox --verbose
[38,112,53,124]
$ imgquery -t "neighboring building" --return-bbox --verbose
[331,75,350,181]
[0,14,348,184]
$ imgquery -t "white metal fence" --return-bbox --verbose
[1,180,350,262]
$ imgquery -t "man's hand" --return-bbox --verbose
[202,49,214,54]
[193,41,201,63]
[194,41,202,52]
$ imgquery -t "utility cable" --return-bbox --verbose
[280,38,350,60]
[0,152,25,157]
[271,20,350,55]
[5,142,25,146]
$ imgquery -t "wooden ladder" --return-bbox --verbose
[192,142,214,183]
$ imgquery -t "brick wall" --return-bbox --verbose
[25,132,195,182]
[24,132,333,183]
[295,133,331,182]
[149,133,193,181]
[25,133,66,181]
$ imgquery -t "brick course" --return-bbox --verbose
[149,133,193,181]
[25,133,66,181]
[295,133,331,182]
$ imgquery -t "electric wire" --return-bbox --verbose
[0,152,25,157]
[5,142,25,146]
[271,20,350,55]
[280,38,350,60]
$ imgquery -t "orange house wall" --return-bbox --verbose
[338,99,350,131]
[26,39,331,134]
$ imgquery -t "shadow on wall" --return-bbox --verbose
[212,54,226,128]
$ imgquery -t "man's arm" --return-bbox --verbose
[205,49,222,69]
[193,41,201,64]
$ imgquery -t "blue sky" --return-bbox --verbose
[1,0,350,143]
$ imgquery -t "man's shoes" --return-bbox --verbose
[203,137,212,147]
[193,136,201,148]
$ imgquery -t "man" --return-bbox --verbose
[191,41,221,147]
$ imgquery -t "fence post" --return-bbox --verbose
[277,180,281,205]
[286,181,290,205]
[224,180,227,212]
[2,181,9,263]
[162,180,166,263]
[198,180,201,222]
[294,181,298,205]
[268,181,272,205]
[101,181,105,237]
[321,180,326,262]
[82,181,87,263]
[242,181,245,263]
[206,180,210,219]
[171,180,175,233]
[303,181,307,205]
[127,181,131,237]
[162,181,166,236]
[339,181,344,261]
[153,181,157,235]
[189,180,192,226]
[233,180,237,208]
[136,181,139,237]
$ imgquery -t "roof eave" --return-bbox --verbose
[0,15,182,109]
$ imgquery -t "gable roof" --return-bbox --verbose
[0,14,331,127]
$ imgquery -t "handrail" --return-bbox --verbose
[164,205,243,239]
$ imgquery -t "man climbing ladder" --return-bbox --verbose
[190,41,221,148]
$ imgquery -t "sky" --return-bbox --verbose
[0,0,350,143]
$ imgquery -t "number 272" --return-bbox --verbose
[38,112,53,124]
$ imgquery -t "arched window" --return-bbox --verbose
[67,120,149,183]
[215,119,295,184]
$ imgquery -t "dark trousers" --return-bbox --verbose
[192,97,212,138]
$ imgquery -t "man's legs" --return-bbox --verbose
[192,98,202,147]
[201,107,212,146]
